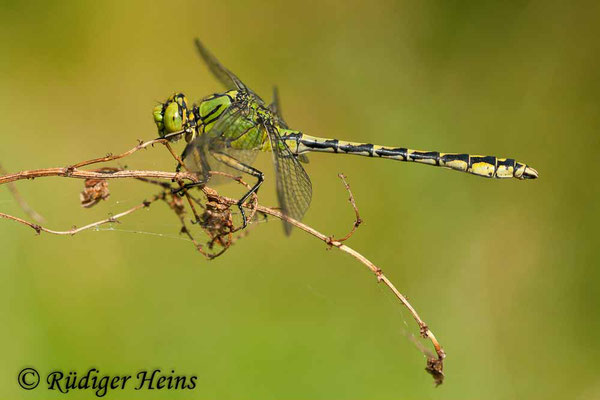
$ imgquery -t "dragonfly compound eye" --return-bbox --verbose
[162,101,185,134]
[152,104,166,136]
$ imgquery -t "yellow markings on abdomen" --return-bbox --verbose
[439,153,469,172]
[495,158,515,178]
[467,156,496,178]
[280,132,538,180]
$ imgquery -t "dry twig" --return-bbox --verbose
[0,136,445,384]
[327,173,362,243]
[0,163,45,223]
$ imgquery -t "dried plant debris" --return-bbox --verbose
[165,191,186,217]
[426,357,445,386]
[0,135,445,385]
[80,179,110,208]
[201,199,235,249]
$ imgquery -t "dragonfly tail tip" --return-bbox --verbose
[522,166,539,179]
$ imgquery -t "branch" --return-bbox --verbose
[0,163,45,223]
[328,173,362,243]
[0,192,164,235]
[67,131,184,169]
[0,135,445,384]
[0,167,199,185]
[212,190,445,384]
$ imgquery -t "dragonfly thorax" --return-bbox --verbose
[196,90,238,134]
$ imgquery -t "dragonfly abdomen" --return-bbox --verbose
[284,133,538,180]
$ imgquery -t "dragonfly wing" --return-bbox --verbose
[268,86,289,129]
[298,154,310,164]
[194,39,264,104]
[183,103,260,183]
[263,121,312,235]
[269,87,306,162]
[194,38,246,91]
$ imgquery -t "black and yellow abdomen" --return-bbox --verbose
[281,132,538,180]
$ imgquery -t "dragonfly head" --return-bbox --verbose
[153,93,196,140]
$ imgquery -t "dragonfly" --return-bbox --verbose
[153,39,538,235]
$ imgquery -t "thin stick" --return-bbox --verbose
[0,163,45,223]
[0,193,164,235]
[68,131,184,169]
[0,168,199,185]
[164,195,212,258]
[204,190,445,385]
[163,141,187,169]
[0,141,445,384]
[328,173,362,243]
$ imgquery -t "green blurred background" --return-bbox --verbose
[1,0,599,398]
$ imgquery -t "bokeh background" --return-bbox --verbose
[1,1,599,399]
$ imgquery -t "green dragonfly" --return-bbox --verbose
[153,39,538,235]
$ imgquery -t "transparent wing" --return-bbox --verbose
[268,87,308,163]
[263,121,312,235]
[194,39,264,104]
[268,86,288,129]
[182,103,261,183]
[194,38,246,92]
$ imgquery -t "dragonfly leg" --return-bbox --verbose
[170,179,208,204]
[176,139,203,173]
[173,141,212,194]
[210,151,264,228]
